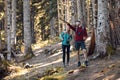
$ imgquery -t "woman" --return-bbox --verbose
[60,28,72,67]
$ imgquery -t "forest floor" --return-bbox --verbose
[4,42,120,80]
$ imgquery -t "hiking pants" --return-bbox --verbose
[62,45,70,64]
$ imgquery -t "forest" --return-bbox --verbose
[0,0,120,80]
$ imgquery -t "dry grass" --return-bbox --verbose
[40,73,66,80]
[4,65,29,80]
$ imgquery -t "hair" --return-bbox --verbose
[75,20,81,23]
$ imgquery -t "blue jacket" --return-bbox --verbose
[60,32,72,45]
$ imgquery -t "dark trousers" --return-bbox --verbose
[62,45,70,64]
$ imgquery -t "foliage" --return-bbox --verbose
[32,0,57,41]
[32,36,60,50]
[0,0,58,50]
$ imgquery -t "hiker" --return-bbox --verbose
[60,28,72,67]
[61,19,88,67]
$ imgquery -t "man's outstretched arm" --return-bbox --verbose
[59,18,75,31]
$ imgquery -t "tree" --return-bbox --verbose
[86,0,90,29]
[50,1,56,38]
[5,0,11,60]
[23,0,33,55]
[82,0,87,26]
[87,0,97,56]
[114,0,120,45]
[92,0,97,30]
[71,0,76,25]
[96,0,110,56]
[77,0,83,21]
[11,0,16,48]
[64,0,70,29]
[57,0,68,33]
[30,0,36,43]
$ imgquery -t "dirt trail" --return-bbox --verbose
[4,43,120,80]
[23,44,120,80]
[66,53,120,80]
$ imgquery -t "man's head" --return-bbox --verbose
[75,21,81,27]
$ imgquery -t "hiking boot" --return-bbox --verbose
[77,61,81,67]
[84,61,89,66]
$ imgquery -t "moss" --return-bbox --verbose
[40,67,65,80]
[106,45,115,59]
[40,73,66,80]
[40,76,58,80]
[44,66,63,76]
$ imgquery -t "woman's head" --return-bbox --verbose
[64,27,70,33]
[66,28,70,33]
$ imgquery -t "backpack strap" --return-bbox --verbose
[75,26,84,33]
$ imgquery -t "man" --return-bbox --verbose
[65,20,88,67]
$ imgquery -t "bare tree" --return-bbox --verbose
[82,0,87,26]
[5,0,11,60]
[77,0,83,21]
[11,0,16,48]
[96,0,110,56]
[71,0,76,25]
[23,0,33,55]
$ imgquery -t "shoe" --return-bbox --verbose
[84,61,89,66]
[63,63,66,68]
[66,63,69,66]
[78,61,81,67]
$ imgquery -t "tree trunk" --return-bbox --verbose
[31,12,36,43]
[71,0,76,25]
[11,0,16,48]
[0,31,2,51]
[30,1,36,44]
[70,0,76,45]
[82,0,87,27]
[23,0,33,55]
[88,28,95,56]
[50,1,56,38]
[57,0,64,33]
[114,0,120,45]
[50,17,56,38]
[77,0,83,21]
[5,0,11,60]
[57,0,60,33]
[64,0,70,30]
[108,0,117,48]
[92,0,97,31]
[96,0,110,56]
[86,0,90,29]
